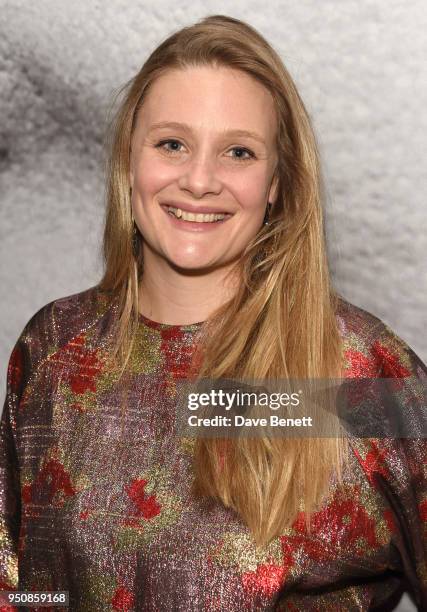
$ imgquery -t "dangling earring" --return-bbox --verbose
[263,202,272,226]
[130,183,139,257]
[132,220,140,258]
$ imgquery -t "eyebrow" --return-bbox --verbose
[147,121,267,145]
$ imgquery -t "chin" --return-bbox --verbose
[165,254,225,273]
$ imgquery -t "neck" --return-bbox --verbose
[138,251,241,326]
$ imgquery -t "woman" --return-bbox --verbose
[1,14,426,611]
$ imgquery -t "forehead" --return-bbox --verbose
[135,65,277,143]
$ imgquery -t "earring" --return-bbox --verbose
[132,221,139,257]
[263,202,272,226]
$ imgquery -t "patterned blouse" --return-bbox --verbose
[1,285,426,611]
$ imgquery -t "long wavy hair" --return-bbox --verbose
[99,14,348,547]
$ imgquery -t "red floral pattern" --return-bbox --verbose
[292,492,379,552]
[22,457,76,508]
[344,339,411,381]
[242,563,287,598]
[352,440,391,487]
[8,345,24,395]
[161,327,199,380]
[122,478,161,524]
[50,332,103,395]
[344,348,379,378]
[373,341,412,378]
[111,584,134,611]
[283,533,329,563]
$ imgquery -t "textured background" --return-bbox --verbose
[0,3,425,608]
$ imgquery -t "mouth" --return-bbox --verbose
[163,205,233,224]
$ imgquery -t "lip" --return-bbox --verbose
[161,202,232,215]
[161,205,232,232]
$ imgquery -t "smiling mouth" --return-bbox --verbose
[165,206,232,223]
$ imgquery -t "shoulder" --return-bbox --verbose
[335,297,426,481]
[8,285,114,383]
[22,284,110,342]
[335,295,425,378]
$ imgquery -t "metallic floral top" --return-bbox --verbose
[1,285,426,611]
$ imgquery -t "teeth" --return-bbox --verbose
[166,206,227,222]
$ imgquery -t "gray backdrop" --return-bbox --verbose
[1,3,426,609]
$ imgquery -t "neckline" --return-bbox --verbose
[138,311,205,331]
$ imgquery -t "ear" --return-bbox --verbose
[268,172,279,206]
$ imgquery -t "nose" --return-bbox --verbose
[177,152,223,199]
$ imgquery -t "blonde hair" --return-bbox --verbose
[99,14,348,547]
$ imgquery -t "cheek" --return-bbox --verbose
[133,155,179,198]
[224,168,271,211]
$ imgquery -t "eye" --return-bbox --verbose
[155,139,185,155]
[154,140,256,162]
[227,147,256,162]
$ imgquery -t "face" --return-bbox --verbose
[129,65,279,274]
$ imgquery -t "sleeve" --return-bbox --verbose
[0,334,27,596]
[350,328,427,610]
[398,435,427,610]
